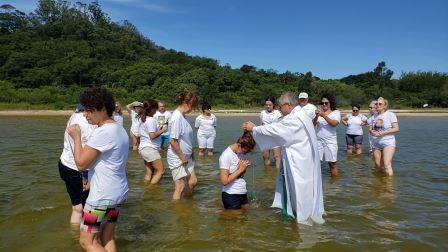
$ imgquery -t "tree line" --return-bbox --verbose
[1,0,447,109]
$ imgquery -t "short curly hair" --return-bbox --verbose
[79,87,115,117]
[321,92,337,111]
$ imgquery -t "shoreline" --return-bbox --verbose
[0,110,447,117]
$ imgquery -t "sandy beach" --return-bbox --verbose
[0,109,447,117]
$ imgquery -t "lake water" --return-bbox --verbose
[0,115,447,251]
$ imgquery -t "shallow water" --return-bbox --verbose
[0,115,447,251]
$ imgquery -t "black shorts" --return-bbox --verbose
[222,192,248,209]
[58,160,89,206]
[346,134,363,146]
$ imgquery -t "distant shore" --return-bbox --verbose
[0,109,447,117]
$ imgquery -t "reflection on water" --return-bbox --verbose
[0,115,447,251]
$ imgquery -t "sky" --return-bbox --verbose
[4,0,448,79]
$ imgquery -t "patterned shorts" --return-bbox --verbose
[80,203,120,233]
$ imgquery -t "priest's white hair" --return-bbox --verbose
[278,92,298,106]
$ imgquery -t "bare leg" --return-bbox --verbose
[101,222,117,252]
[198,148,205,156]
[130,132,139,150]
[70,204,83,224]
[173,179,185,200]
[347,145,354,155]
[272,148,281,169]
[79,232,106,252]
[373,149,383,172]
[262,150,271,166]
[184,170,198,197]
[329,162,339,176]
[381,146,396,176]
[144,161,153,184]
[150,159,165,184]
[355,144,362,155]
[207,148,214,156]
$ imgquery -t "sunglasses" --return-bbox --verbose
[352,109,359,112]
[377,103,384,105]
[368,107,374,109]
[321,101,329,105]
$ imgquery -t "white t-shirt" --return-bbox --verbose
[139,117,161,150]
[86,123,129,206]
[130,110,141,135]
[60,112,96,170]
[345,113,367,136]
[300,103,317,120]
[372,111,398,141]
[219,147,247,194]
[260,109,281,125]
[154,111,172,136]
[195,114,217,136]
[316,110,341,145]
[167,110,194,165]
[113,112,123,126]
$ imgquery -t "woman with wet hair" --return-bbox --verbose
[195,102,217,156]
[369,97,399,176]
[67,86,129,252]
[138,99,167,184]
[313,92,341,176]
[219,132,256,210]
[259,97,282,168]
[167,91,199,200]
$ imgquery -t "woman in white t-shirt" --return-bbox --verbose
[195,102,217,156]
[67,87,129,252]
[168,91,199,200]
[259,97,282,168]
[126,101,144,150]
[113,101,124,126]
[219,132,256,210]
[313,92,341,176]
[138,100,168,184]
[366,100,378,153]
[368,97,399,176]
[342,104,368,155]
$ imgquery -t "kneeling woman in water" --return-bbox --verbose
[219,132,256,209]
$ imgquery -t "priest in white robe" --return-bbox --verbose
[243,92,325,225]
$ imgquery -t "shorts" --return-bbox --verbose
[318,141,338,162]
[169,158,195,181]
[222,192,248,209]
[139,146,161,162]
[346,134,363,146]
[161,134,170,146]
[197,134,216,149]
[58,160,89,206]
[372,137,396,150]
[80,203,121,234]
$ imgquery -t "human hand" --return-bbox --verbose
[242,121,256,132]
[67,124,81,139]
[180,154,188,165]
[315,108,322,117]
[160,125,168,133]
[238,160,251,171]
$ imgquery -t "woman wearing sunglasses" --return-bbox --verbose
[368,97,399,176]
[313,92,341,176]
[342,104,367,155]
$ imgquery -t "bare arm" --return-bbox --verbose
[67,125,100,171]
[170,138,188,164]
[220,160,250,186]
[341,115,348,126]
[373,122,399,137]
[322,114,339,127]
[149,125,167,140]
[126,102,137,114]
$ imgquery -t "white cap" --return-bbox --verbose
[298,92,308,99]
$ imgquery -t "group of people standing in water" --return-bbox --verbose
[58,86,399,251]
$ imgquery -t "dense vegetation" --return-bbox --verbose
[1,0,447,109]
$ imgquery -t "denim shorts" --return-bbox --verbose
[346,134,363,146]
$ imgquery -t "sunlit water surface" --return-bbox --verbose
[0,115,447,251]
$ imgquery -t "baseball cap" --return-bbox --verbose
[298,92,308,99]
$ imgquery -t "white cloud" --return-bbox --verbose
[101,0,181,14]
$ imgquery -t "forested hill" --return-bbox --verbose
[1,0,447,109]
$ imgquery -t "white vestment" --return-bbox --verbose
[252,109,325,225]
